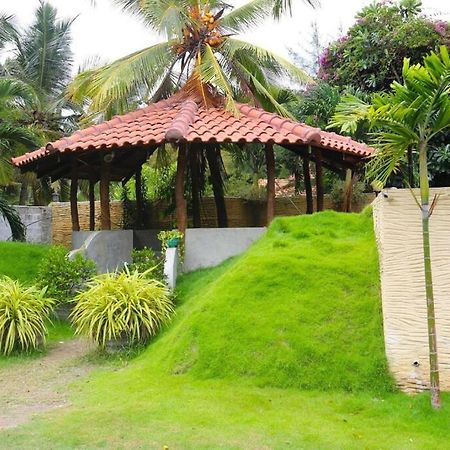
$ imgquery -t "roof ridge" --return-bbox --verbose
[165,100,199,142]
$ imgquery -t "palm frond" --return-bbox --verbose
[0,196,26,241]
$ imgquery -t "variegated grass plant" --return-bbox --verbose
[0,277,54,355]
[70,268,174,348]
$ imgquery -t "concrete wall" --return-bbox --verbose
[0,206,52,244]
[183,227,266,272]
[373,188,450,392]
[72,230,133,273]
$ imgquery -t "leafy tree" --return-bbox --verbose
[332,46,450,409]
[68,0,315,118]
[318,0,449,92]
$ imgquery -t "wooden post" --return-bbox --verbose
[314,148,324,212]
[135,165,143,229]
[89,175,96,231]
[302,155,313,214]
[189,146,201,228]
[206,145,228,227]
[70,159,80,232]
[175,143,187,233]
[100,155,111,230]
[343,168,353,213]
[265,143,275,225]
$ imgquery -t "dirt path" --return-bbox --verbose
[0,338,94,429]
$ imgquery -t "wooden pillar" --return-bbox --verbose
[89,175,96,231]
[265,143,275,225]
[135,165,143,229]
[314,148,324,212]
[343,168,353,213]
[100,155,111,230]
[70,159,80,232]
[206,145,228,228]
[175,143,188,233]
[302,155,313,214]
[189,146,201,228]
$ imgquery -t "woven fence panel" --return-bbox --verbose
[373,188,450,392]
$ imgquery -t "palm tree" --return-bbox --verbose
[68,0,316,118]
[331,46,450,409]
[0,196,26,241]
[1,1,79,204]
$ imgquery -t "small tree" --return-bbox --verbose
[332,46,450,409]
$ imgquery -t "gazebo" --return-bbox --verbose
[12,84,374,233]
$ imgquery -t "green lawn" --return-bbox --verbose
[0,241,50,284]
[1,210,449,449]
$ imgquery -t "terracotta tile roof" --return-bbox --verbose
[12,90,374,168]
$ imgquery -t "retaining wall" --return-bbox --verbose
[373,188,450,392]
[0,206,52,244]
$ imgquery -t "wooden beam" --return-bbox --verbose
[189,146,202,228]
[89,175,96,231]
[265,143,276,225]
[314,147,324,212]
[100,155,111,230]
[175,143,188,233]
[206,145,228,228]
[70,159,80,232]
[343,168,354,213]
[302,154,313,214]
[135,165,143,229]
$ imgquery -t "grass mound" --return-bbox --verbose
[0,241,50,284]
[144,209,393,393]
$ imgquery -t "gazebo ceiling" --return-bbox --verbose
[12,87,374,176]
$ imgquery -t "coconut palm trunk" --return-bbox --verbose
[418,139,441,409]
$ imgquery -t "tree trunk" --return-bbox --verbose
[408,147,414,187]
[89,176,96,231]
[419,140,441,409]
[206,145,228,227]
[19,179,28,205]
[343,168,353,213]
[100,157,111,230]
[265,143,275,225]
[70,160,80,232]
[314,149,324,212]
[175,144,187,233]
[135,165,143,229]
[294,156,302,195]
[189,147,201,228]
[303,155,313,214]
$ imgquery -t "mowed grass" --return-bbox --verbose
[2,210,450,449]
[0,241,50,284]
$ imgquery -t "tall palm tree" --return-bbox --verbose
[68,0,316,118]
[1,1,79,204]
[331,46,450,409]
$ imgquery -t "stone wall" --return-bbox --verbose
[373,188,450,392]
[0,206,52,244]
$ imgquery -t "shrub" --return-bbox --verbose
[0,277,53,355]
[37,246,96,304]
[330,179,366,211]
[128,247,165,282]
[71,268,174,348]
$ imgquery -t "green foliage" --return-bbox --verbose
[158,229,184,261]
[128,247,165,283]
[71,268,174,348]
[0,196,26,241]
[330,178,366,211]
[37,246,96,305]
[0,276,53,355]
[319,0,449,92]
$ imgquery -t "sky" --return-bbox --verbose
[1,0,449,71]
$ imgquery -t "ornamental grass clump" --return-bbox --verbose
[71,268,174,349]
[0,277,54,355]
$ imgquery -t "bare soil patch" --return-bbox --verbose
[0,338,94,429]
